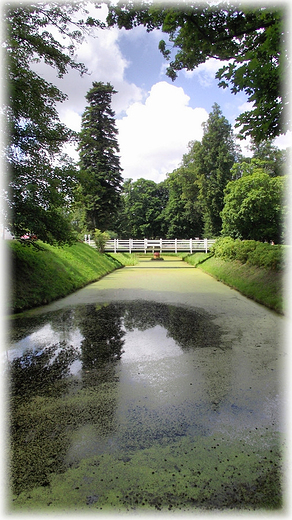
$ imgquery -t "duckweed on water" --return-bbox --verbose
[7,301,284,512]
[11,431,282,512]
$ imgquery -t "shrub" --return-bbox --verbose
[247,243,283,271]
[212,237,284,271]
[210,237,237,260]
[232,240,258,264]
[93,229,110,252]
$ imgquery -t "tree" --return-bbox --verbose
[164,143,203,238]
[195,104,238,236]
[249,140,287,177]
[107,1,289,143]
[221,170,286,243]
[10,156,79,244]
[3,2,103,242]
[117,178,167,238]
[78,82,123,232]
[162,105,237,239]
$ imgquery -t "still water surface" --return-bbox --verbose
[7,300,284,511]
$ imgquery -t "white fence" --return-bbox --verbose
[84,237,216,254]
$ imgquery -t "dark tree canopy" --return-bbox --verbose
[193,103,239,236]
[78,82,123,232]
[107,0,289,143]
[116,178,168,239]
[3,2,103,242]
[164,143,203,239]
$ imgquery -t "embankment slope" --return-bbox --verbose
[7,240,122,313]
[184,252,285,314]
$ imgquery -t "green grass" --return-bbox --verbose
[7,240,285,315]
[184,253,285,314]
[106,252,139,265]
[8,240,122,313]
[182,252,212,267]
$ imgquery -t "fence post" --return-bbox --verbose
[204,238,208,253]
[160,238,163,253]
[129,239,133,254]
[144,238,147,254]
[114,238,117,253]
[175,238,178,254]
[190,238,193,254]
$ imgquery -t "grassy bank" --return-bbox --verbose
[8,240,123,314]
[107,252,139,265]
[183,253,285,314]
[7,238,285,314]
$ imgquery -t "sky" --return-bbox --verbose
[35,1,291,184]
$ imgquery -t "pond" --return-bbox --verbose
[6,299,283,512]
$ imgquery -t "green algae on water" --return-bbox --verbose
[8,301,284,512]
[11,429,283,512]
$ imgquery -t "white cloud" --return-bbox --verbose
[274,131,292,150]
[238,101,254,112]
[30,4,144,130]
[54,26,144,124]
[61,109,82,133]
[183,58,226,87]
[116,81,208,183]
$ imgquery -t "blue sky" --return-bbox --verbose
[118,26,247,121]
[48,1,290,184]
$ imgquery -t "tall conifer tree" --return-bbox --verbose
[78,82,123,231]
[197,104,238,236]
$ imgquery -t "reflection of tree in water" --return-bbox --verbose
[8,305,125,496]
[10,301,222,376]
[120,301,221,351]
[9,308,76,344]
[8,301,224,402]
[118,301,230,410]
[9,342,78,400]
[75,304,125,370]
[8,301,228,496]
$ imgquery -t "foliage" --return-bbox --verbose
[230,144,287,181]
[249,140,287,177]
[3,2,103,243]
[221,170,286,242]
[211,237,285,271]
[210,236,238,260]
[78,82,123,232]
[246,242,285,272]
[107,1,288,143]
[117,178,168,238]
[8,240,122,313]
[230,159,273,181]
[161,105,238,239]
[10,158,79,244]
[93,229,110,252]
[194,104,238,237]
[112,128,286,243]
[164,144,203,238]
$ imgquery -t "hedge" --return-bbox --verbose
[211,237,286,271]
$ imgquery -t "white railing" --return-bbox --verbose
[84,236,216,254]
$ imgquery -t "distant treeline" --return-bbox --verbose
[105,106,287,243]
